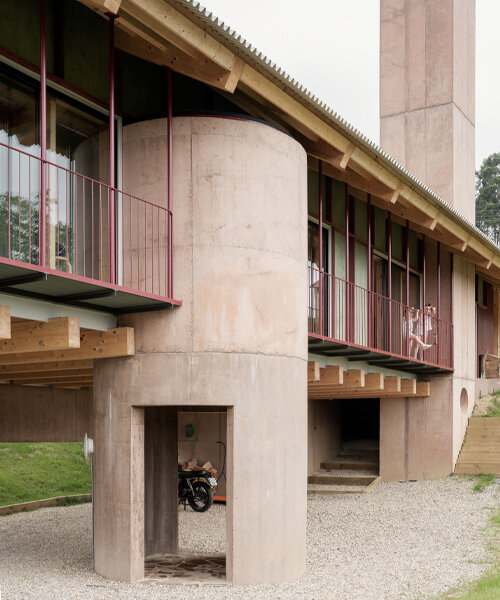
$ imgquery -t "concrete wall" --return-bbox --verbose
[94,116,308,584]
[0,385,92,442]
[380,256,477,480]
[380,0,475,221]
[308,399,341,476]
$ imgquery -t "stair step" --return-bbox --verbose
[307,483,365,495]
[455,416,500,476]
[321,460,379,471]
[308,474,376,486]
[338,449,379,460]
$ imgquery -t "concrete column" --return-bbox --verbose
[144,407,178,556]
[380,0,475,221]
[113,116,308,585]
[93,362,144,582]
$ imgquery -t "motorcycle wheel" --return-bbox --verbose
[188,481,214,512]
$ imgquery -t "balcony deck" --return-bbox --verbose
[0,142,180,314]
[0,260,180,314]
[308,267,454,375]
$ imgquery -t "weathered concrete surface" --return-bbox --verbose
[308,399,341,476]
[144,407,178,557]
[380,0,475,221]
[94,116,308,584]
[0,386,92,442]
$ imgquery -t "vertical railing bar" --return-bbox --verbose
[157,207,160,297]
[144,203,146,292]
[66,171,69,272]
[83,178,86,277]
[74,174,78,277]
[99,186,102,281]
[28,156,32,263]
[91,182,95,279]
[56,167,60,270]
[8,146,11,258]
[18,151,21,258]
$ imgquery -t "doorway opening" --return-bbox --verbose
[308,398,379,494]
[143,406,228,585]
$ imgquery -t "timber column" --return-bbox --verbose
[380,0,475,222]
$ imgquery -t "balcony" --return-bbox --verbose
[308,267,453,374]
[0,142,179,314]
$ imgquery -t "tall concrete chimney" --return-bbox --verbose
[380,0,475,222]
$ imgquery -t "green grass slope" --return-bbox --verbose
[0,442,91,506]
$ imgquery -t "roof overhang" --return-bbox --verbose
[77,0,500,283]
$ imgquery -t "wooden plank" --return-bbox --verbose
[0,318,80,355]
[9,376,93,386]
[0,360,93,374]
[0,327,134,364]
[0,305,11,340]
[1,369,93,383]
[308,361,320,382]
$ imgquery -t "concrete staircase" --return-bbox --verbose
[308,448,380,495]
[455,417,500,476]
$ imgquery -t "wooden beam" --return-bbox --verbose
[365,372,384,390]
[79,0,122,14]
[0,327,134,365]
[384,376,401,393]
[0,305,10,340]
[122,0,236,70]
[0,318,80,355]
[308,361,320,382]
[222,57,245,93]
[114,26,233,92]
[239,65,349,154]
[0,369,93,383]
[400,379,417,395]
[15,377,94,387]
[318,365,344,386]
[339,143,355,170]
[415,381,431,397]
[0,359,93,375]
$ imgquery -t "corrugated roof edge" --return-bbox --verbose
[174,0,500,256]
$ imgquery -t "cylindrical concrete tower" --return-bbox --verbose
[93,116,308,584]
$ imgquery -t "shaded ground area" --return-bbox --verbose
[0,478,498,600]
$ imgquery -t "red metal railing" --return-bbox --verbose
[308,266,453,369]
[0,142,173,299]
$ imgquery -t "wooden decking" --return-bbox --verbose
[454,417,500,476]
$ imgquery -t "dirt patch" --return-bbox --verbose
[474,392,500,416]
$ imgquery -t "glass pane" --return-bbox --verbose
[46,93,109,279]
[0,68,40,264]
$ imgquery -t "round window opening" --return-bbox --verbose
[460,388,468,415]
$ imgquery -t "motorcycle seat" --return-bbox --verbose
[178,469,209,478]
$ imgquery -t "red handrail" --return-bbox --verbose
[308,266,454,370]
[0,141,173,300]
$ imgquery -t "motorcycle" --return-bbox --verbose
[178,468,217,512]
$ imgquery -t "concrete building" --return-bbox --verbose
[0,0,498,586]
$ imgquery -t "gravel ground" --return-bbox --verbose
[0,477,498,600]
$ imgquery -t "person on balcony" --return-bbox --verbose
[409,308,432,358]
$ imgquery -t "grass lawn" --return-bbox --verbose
[484,391,500,418]
[0,442,91,506]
